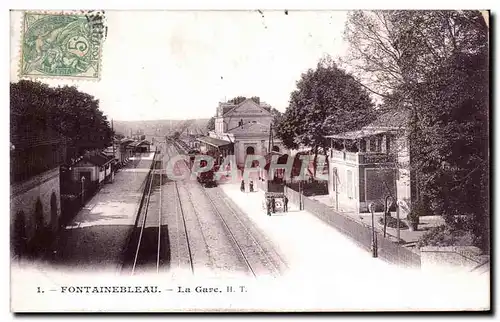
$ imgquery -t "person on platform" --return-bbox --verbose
[249,180,254,192]
[271,196,276,213]
[240,180,245,192]
[266,198,271,216]
[283,195,289,212]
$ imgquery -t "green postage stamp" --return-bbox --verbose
[19,11,106,80]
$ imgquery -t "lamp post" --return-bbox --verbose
[369,202,378,258]
[81,176,86,206]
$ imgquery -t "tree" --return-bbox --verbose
[206,116,216,131]
[269,107,283,123]
[250,96,260,104]
[343,10,489,250]
[227,96,261,105]
[276,56,375,176]
[411,50,489,249]
[10,80,113,161]
[342,11,487,101]
[227,96,247,105]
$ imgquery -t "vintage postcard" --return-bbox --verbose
[9,9,491,312]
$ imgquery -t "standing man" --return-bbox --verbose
[240,180,245,192]
[266,198,271,216]
[271,196,276,213]
[249,180,254,192]
[283,195,289,213]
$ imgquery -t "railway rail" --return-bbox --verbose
[170,139,286,278]
[164,142,195,274]
[122,147,167,274]
[202,187,287,277]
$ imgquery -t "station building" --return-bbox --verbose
[325,110,415,213]
[199,98,288,168]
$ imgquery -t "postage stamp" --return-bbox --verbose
[19,11,105,80]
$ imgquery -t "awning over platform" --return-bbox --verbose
[325,129,389,140]
[197,136,232,148]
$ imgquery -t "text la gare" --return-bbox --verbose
[177,285,247,293]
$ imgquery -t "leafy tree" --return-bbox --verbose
[227,96,261,105]
[411,50,489,249]
[276,56,375,176]
[11,80,113,161]
[227,96,247,105]
[342,11,487,101]
[343,10,489,250]
[250,96,260,104]
[206,116,216,131]
[269,107,283,124]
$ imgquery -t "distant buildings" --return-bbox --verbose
[200,98,288,167]
[70,152,114,187]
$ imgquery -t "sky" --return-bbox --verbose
[10,10,348,121]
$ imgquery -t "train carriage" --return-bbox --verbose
[194,154,217,187]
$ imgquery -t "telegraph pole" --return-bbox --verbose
[111,119,115,183]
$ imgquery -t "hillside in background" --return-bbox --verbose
[114,118,210,139]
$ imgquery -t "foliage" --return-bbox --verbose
[342,10,487,101]
[227,96,260,105]
[343,10,489,250]
[10,80,113,161]
[378,216,409,229]
[206,116,216,131]
[417,225,475,249]
[275,56,375,174]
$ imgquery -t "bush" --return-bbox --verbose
[417,225,475,249]
[378,215,409,229]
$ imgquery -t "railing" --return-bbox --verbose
[330,150,396,165]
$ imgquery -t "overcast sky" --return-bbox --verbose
[10,10,348,121]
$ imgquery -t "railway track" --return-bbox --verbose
[122,147,168,274]
[163,142,195,274]
[169,139,286,278]
[202,187,287,277]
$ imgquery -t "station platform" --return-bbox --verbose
[50,154,154,272]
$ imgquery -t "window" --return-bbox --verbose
[369,138,376,152]
[246,146,255,155]
[360,140,366,152]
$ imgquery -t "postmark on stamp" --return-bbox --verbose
[19,11,106,80]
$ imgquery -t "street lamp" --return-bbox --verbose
[369,202,378,258]
[81,176,86,205]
